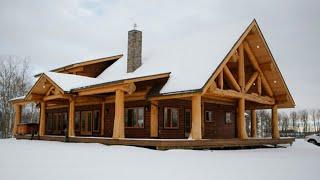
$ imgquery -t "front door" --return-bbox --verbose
[81,111,92,136]
[184,109,191,138]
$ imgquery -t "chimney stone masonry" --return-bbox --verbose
[127,29,142,73]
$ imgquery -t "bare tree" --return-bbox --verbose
[299,110,309,134]
[316,109,320,132]
[310,109,317,133]
[279,112,289,136]
[290,111,298,132]
[257,110,271,137]
[0,55,31,138]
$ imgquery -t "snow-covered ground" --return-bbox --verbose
[0,139,318,180]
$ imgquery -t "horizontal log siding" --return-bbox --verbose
[45,100,236,139]
[158,99,191,139]
[203,103,236,139]
[104,100,151,138]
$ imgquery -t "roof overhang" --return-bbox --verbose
[34,54,123,78]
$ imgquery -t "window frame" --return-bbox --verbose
[125,107,145,128]
[205,110,213,122]
[225,111,232,124]
[164,107,180,129]
[92,110,100,132]
[75,111,80,132]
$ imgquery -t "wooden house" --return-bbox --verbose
[11,20,295,149]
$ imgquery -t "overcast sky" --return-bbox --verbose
[0,0,319,110]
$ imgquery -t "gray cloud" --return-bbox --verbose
[0,0,319,110]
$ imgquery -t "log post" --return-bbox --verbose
[272,105,280,139]
[150,100,158,137]
[112,89,125,138]
[68,98,75,137]
[190,95,202,140]
[12,104,22,136]
[100,103,105,136]
[251,109,257,138]
[237,98,248,139]
[39,101,46,136]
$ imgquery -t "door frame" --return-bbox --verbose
[81,111,93,136]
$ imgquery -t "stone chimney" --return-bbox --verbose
[127,28,142,73]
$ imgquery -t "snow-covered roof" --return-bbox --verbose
[9,96,26,102]
[35,19,252,95]
[44,72,105,92]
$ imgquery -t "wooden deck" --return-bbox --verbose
[15,135,295,150]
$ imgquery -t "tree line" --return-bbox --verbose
[245,109,320,138]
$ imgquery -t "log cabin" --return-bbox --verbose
[11,19,295,149]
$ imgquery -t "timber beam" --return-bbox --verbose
[77,83,136,96]
[43,94,70,101]
[245,72,259,92]
[223,66,241,92]
[243,41,273,97]
[207,89,275,105]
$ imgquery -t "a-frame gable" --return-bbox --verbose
[25,74,65,101]
[202,19,295,108]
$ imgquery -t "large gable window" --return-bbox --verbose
[164,107,179,129]
[125,107,144,128]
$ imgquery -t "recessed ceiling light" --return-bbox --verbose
[273,80,277,84]
[256,45,260,49]
[253,83,256,86]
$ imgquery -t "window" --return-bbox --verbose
[75,111,80,131]
[93,110,100,132]
[63,113,68,130]
[184,109,191,136]
[46,113,53,131]
[205,111,213,122]
[52,113,59,132]
[88,112,92,131]
[164,107,179,128]
[125,107,144,128]
[225,112,232,124]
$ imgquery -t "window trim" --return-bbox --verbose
[225,111,232,124]
[164,107,180,129]
[92,110,100,132]
[125,107,145,128]
[205,110,213,122]
[75,111,81,132]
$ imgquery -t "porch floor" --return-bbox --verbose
[15,135,295,150]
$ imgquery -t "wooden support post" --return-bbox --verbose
[68,98,75,137]
[112,89,125,139]
[237,98,248,139]
[251,109,257,138]
[150,100,159,137]
[238,44,245,92]
[39,101,46,136]
[12,104,22,136]
[272,105,280,139]
[190,95,202,140]
[100,103,105,136]
[218,71,224,90]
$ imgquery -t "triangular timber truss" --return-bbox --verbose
[202,20,295,109]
